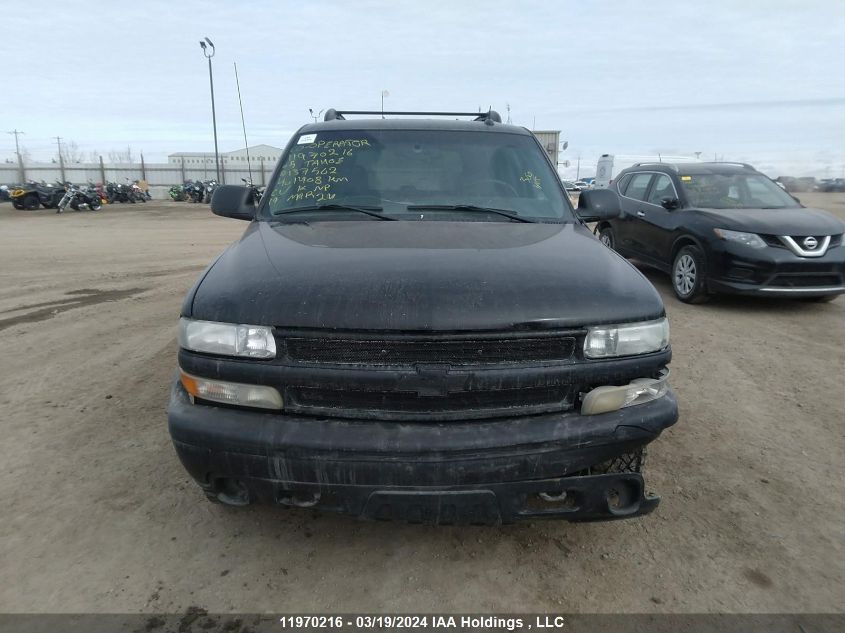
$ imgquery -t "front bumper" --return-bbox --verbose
[708,242,845,297]
[167,380,679,524]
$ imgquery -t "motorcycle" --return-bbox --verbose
[0,185,10,202]
[92,182,108,204]
[242,178,264,204]
[185,180,205,203]
[106,181,125,203]
[106,181,136,203]
[130,181,150,202]
[169,184,187,201]
[56,182,102,213]
[202,179,218,203]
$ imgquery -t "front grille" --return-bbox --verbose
[761,234,786,248]
[281,334,577,366]
[287,386,570,420]
[768,274,842,288]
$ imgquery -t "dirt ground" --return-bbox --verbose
[0,193,843,614]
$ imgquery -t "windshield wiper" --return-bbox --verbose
[271,204,396,221]
[406,204,537,223]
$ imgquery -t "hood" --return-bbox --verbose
[695,206,845,235]
[189,220,664,331]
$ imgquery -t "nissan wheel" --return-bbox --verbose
[672,245,710,304]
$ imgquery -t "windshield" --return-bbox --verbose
[262,129,573,222]
[679,173,800,209]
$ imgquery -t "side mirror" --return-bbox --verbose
[660,197,680,210]
[577,189,620,222]
[211,185,255,220]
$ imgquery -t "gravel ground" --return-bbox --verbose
[0,194,843,613]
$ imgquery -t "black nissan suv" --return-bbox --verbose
[167,109,678,524]
[595,162,845,303]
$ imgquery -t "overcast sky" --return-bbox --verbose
[2,0,844,177]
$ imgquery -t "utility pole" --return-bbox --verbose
[576,155,581,180]
[7,129,25,183]
[54,136,66,183]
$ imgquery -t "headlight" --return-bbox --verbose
[584,317,669,359]
[179,318,276,358]
[581,369,669,415]
[713,228,766,249]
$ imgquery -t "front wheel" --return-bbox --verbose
[672,245,710,304]
[24,195,40,210]
[598,226,615,249]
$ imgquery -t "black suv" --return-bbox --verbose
[596,162,845,303]
[167,110,678,524]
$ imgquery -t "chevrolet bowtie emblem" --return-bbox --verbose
[408,364,469,397]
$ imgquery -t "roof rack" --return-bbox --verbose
[706,161,755,169]
[631,162,680,171]
[323,108,502,125]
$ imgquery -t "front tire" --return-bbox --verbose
[598,226,615,249]
[24,195,40,210]
[672,245,710,304]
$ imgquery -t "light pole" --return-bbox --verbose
[381,90,389,118]
[199,37,221,183]
[308,108,324,123]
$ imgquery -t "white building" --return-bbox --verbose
[532,131,561,167]
[168,144,283,167]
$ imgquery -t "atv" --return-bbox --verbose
[10,182,65,210]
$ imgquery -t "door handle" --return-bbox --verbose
[637,211,646,217]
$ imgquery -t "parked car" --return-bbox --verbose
[776,176,818,193]
[593,162,845,303]
[819,178,845,193]
[168,108,678,525]
[574,180,591,190]
[562,180,581,192]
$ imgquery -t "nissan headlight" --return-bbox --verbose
[714,228,766,249]
[178,318,276,358]
[584,318,669,359]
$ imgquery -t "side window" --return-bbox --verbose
[625,173,653,201]
[615,174,632,194]
[647,174,675,205]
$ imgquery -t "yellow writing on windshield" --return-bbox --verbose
[269,138,373,206]
[520,171,542,189]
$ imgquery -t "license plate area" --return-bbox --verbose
[362,490,501,525]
